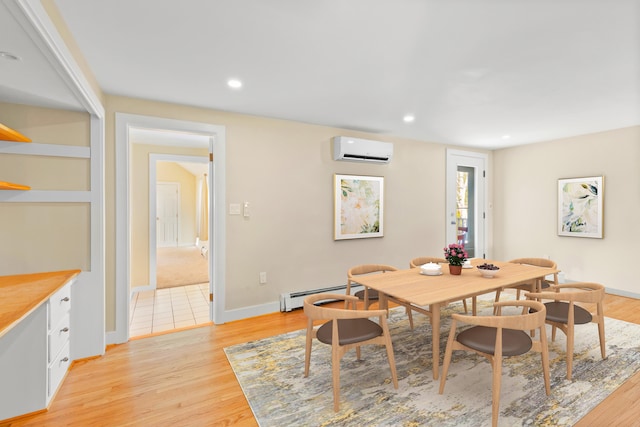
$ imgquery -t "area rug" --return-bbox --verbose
[224,297,640,426]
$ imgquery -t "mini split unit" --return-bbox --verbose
[332,136,393,164]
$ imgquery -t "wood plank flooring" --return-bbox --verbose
[3,293,640,427]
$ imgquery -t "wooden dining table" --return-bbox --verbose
[352,259,559,379]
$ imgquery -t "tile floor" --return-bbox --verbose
[129,283,211,337]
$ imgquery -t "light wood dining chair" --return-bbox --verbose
[303,293,398,411]
[526,282,606,380]
[346,264,417,328]
[439,300,551,427]
[495,258,558,302]
[409,256,469,313]
[346,264,398,309]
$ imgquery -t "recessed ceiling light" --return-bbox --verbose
[403,114,415,123]
[227,79,242,89]
[0,51,21,61]
[502,134,511,139]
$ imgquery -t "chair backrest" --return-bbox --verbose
[409,257,447,268]
[509,257,558,285]
[348,264,398,283]
[528,282,605,304]
[303,293,388,321]
[509,257,557,269]
[453,300,547,332]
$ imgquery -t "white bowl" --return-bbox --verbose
[420,262,442,276]
[477,267,499,278]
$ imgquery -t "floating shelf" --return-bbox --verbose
[0,181,31,190]
[0,123,31,142]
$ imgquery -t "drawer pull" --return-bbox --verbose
[61,357,69,362]
[61,327,69,333]
[61,297,70,302]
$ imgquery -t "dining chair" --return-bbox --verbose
[409,256,469,313]
[346,264,416,328]
[303,293,398,411]
[526,282,606,380]
[494,258,558,303]
[439,299,550,427]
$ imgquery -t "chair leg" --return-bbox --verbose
[494,289,501,303]
[491,357,502,427]
[539,326,551,395]
[566,325,574,380]
[439,321,458,394]
[597,319,606,359]
[304,321,313,377]
[332,345,341,412]
[462,299,468,314]
[381,323,399,389]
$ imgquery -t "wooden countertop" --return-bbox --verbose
[0,270,80,339]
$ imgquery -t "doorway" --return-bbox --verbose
[129,155,211,337]
[446,149,488,259]
[114,113,227,345]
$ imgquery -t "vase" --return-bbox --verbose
[448,264,462,275]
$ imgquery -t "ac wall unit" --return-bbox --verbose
[332,136,393,164]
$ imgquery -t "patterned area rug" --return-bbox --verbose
[224,297,640,426]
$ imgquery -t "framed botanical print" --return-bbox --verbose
[558,176,604,238]
[334,174,384,240]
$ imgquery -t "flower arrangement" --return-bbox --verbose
[443,243,468,266]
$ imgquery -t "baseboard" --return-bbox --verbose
[605,287,640,299]
[219,301,281,324]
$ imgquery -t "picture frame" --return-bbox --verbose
[334,174,384,240]
[558,176,604,238]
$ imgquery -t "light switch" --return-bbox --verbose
[229,203,241,215]
[243,202,250,217]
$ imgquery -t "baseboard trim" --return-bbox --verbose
[218,301,281,324]
[605,287,640,299]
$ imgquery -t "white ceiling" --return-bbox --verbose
[2,0,639,150]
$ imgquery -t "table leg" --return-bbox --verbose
[379,292,388,312]
[431,303,440,380]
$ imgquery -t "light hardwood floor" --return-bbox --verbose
[4,293,640,426]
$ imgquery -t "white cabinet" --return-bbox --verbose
[0,276,74,421]
[47,282,72,402]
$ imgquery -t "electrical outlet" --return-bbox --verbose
[259,272,267,284]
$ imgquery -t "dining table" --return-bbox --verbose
[352,258,559,379]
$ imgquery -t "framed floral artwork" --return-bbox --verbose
[334,174,384,240]
[558,176,604,238]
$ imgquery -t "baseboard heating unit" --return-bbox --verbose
[279,284,364,312]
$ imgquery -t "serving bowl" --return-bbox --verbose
[420,262,442,276]
[477,263,500,278]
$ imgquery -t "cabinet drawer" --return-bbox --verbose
[49,282,71,329]
[48,313,70,364]
[48,341,71,399]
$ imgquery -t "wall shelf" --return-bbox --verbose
[0,123,31,143]
[0,181,31,191]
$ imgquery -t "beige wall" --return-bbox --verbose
[493,126,640,295]
[104,95,479,328]
[0,103,91,275]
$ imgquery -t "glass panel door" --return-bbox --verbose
[446,149,487,259]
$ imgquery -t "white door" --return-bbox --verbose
[156,182,179,247]
[446,149,487,259]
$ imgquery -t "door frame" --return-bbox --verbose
[446,149,488,259]
[114,113,226,344]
